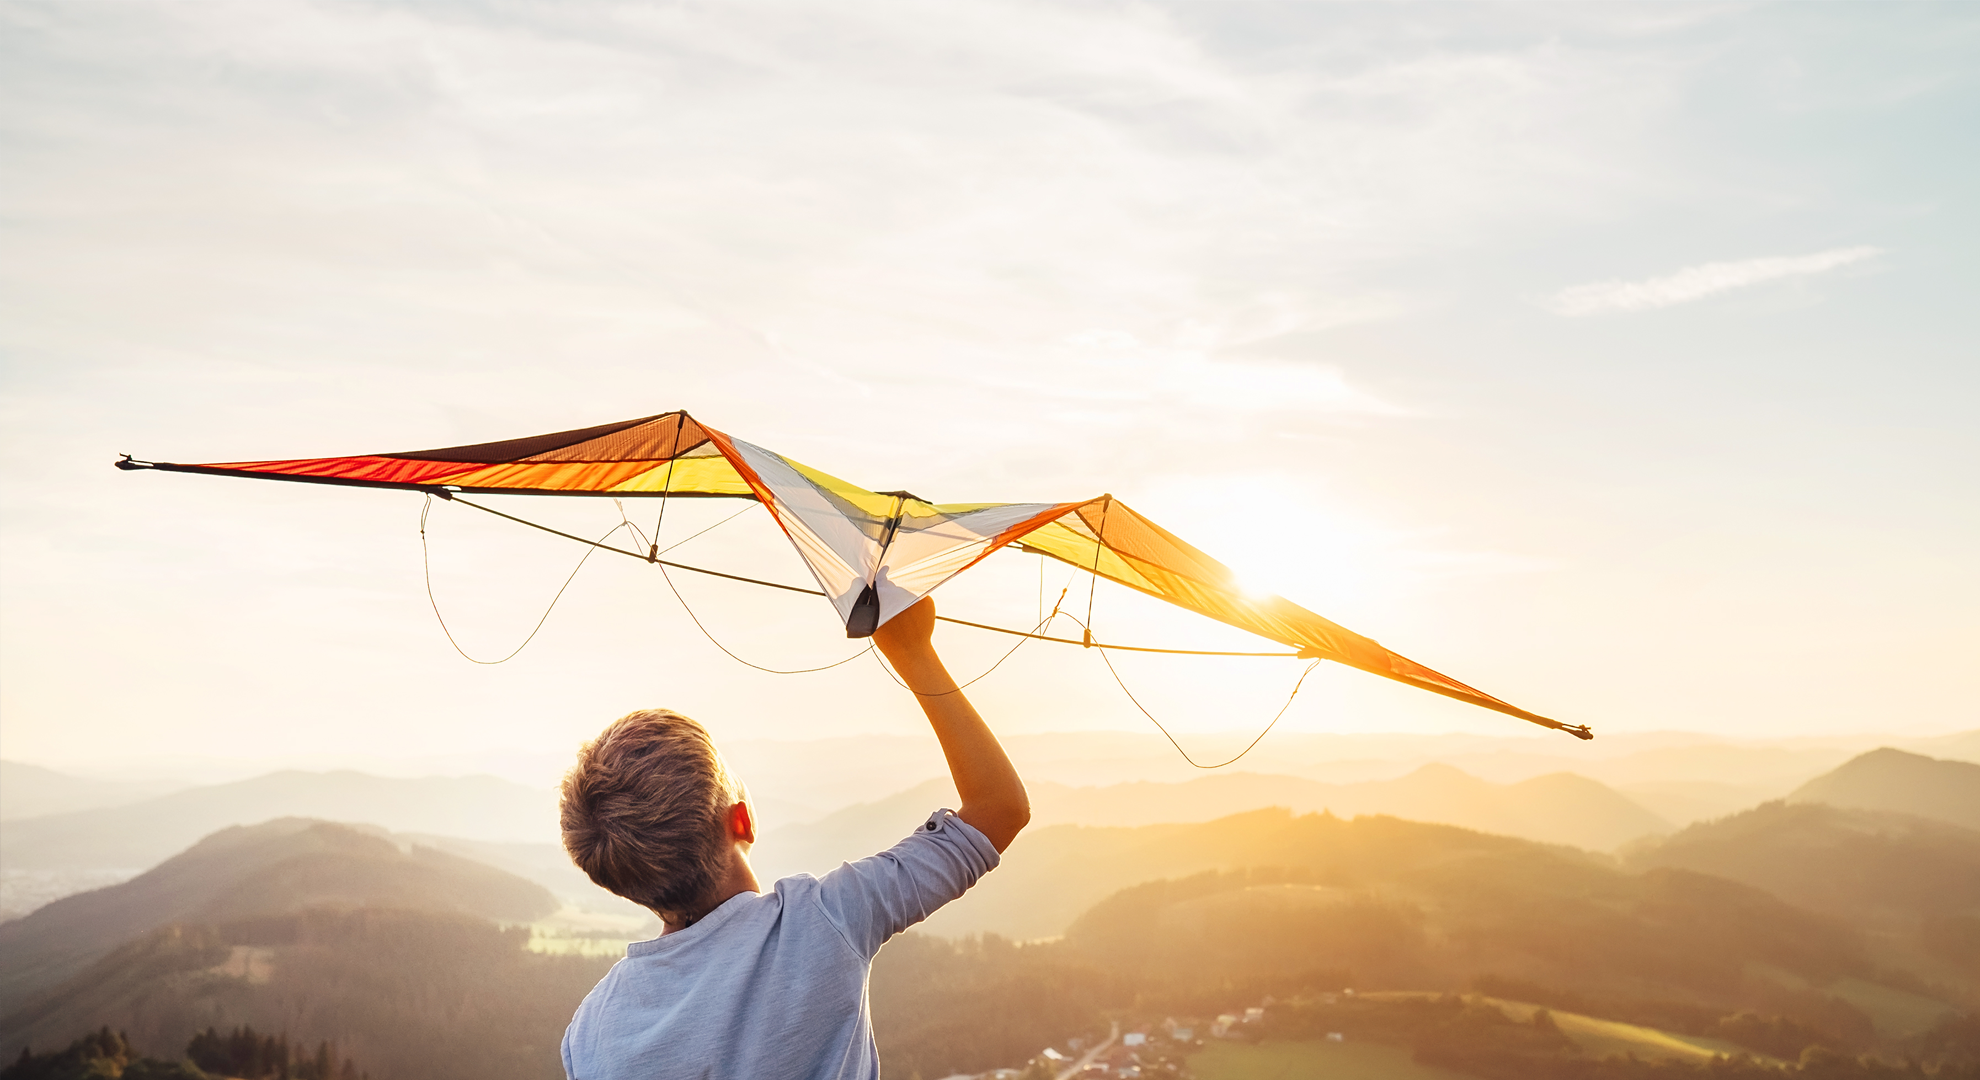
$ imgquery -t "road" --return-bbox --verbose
[1052,1020,1120,1080]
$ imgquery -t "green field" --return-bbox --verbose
[1488,997,1756,1064]
[526,905,649,957]
[1827,977,1959,1039]
[1749,964,1960,1040]
[1358,991,1768,1065]
[1188,1039,1473,1080]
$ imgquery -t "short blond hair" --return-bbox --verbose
[560,709,743,919]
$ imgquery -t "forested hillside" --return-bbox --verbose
[7,806,1974,1080]
[1626,800,1980,1006]
[0,820,593,1080]
[4,910,605,1080]
[751,763,1672,882]
[0,819,554,1017]
[1787,750,1980,831]
[868,810,1975,1078]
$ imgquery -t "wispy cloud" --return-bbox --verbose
[1546,246,1880,316]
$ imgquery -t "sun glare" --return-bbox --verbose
[1135,476,1391,613]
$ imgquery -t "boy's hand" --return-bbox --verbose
[872,597,1030,852]
[872,596,936,661]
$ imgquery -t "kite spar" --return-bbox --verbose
[117,409,1590,740]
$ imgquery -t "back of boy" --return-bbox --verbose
[558,599,1030,1080]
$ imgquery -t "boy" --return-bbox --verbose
[558,597,1030,1080]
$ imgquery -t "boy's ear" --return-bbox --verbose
[728,800,755,844]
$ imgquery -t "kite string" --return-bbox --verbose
[1063,611,1323,770]
[614,497,872,675]
[617,500,756,562]
[439,493,1298,653]
[869,587,1070,699]
[422,492,810,669]
[419,493,630,665]
[651,560,875,675]
[1068,524,1308,767]
[421,493,1306,764]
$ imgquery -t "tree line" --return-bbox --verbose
[2,1025,367,1080]
[1261,993,1980,1080]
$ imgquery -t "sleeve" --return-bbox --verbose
[813,807,1001,960]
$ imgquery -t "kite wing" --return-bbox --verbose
[118,409,1586,738]
[1012,496,1584,737]
[119,412,756,497]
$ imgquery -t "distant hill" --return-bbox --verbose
[6,809,1960,1080]
[1564,742,1858,789]
[0,769,558,871]
[869,808,1946,1075]
[404,833,653,919]
[1628,800,1980,919]
[751,764,1671,882]
[725,728,1980,816]
[0,761,174,821]
[1788,748,1980,830]
[0,818,556,1019]
[913,807,1853,955]
[0,817,584,1080]
[1613,779,1795,827]
[1052,846,1864,1006]
[1031,765,1671,848]
[1906,729,1980,763]
[1625,801,1980,998]
[4,907,610,1080]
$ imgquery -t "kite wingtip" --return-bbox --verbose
[1566,724,1594,741]
[114,455,149,471]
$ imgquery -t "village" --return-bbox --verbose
[932,992,1344,1080]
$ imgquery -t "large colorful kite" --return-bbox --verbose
[118,410,1589,740]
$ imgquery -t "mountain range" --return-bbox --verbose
[2,756,1678,924]
[0,818,592,1080]
[722,728,1980,827]
[11,742,1978,926]
[1786,747,1980,830]
[0,762,177,822]
[0,769,558,872]
[752,763,1674,886]
[0,818,556,1020]
[1625,749,1980,1008]
[3,747,1975,1079]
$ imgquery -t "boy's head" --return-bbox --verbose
[560,708,748,919]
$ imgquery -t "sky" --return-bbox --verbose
[2,1,1976,783]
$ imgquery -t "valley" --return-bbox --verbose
[1,739,1975,1080]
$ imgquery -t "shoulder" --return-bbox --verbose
[563,956,625,1052]
[771,872,823,899]
[768,874,842,933]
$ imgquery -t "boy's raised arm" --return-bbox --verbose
[871,598,1030,852]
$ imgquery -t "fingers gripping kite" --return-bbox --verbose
[116,409,1591,748]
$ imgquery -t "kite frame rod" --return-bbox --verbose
[922,614,1301,658]
[441,495,1307,658]
[446,494,828,597]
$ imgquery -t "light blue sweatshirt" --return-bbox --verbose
[562,808,999,1080]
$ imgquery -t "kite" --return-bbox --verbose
[116,409,1590,741]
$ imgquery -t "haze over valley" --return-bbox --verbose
[3,740,1977,1079]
